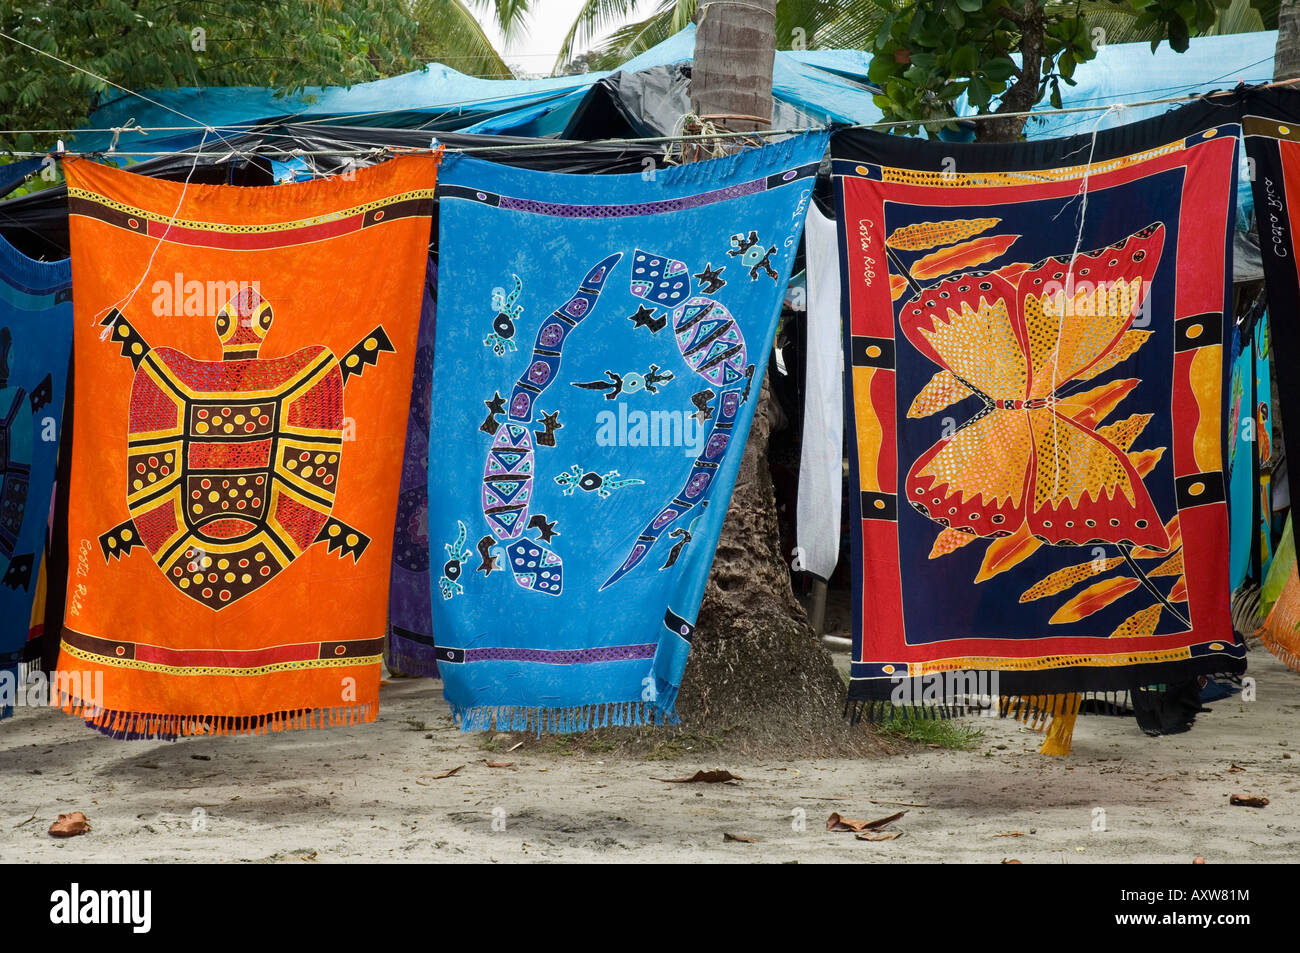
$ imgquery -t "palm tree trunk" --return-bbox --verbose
[1278,0,1300,81]
[690,0,776,131]
[678,1,849,746]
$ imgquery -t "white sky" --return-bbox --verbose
[472,0,660,75]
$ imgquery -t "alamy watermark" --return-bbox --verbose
[594,404,706,458]
[890,669,1000,715]
[0,668,103,713]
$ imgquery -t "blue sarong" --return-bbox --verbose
[429,133,827,730]
[0,159,73,718]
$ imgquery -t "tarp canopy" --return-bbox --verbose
[42,24,1285,254]
[0,125,665,260]
[70,25,883,155]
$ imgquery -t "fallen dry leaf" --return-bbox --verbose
[856,830,903,841]
[723,832,757,843]
[1228,763,1246,773]
[431,765,465,779]
[48,812,91,838]
[827,810,905,833]
[654,770,742,784]
[994,831,1025,837]
[1229,794,1269,808]
[485,761,514,769]
[1001,858,1023,864]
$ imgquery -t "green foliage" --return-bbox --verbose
[561,0,891,74]
[866,0,1235,139]
[0,0,425,150]
[0,1,534,151]
[876,713,986,750]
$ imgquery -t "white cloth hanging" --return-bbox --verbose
[795,204,843,582]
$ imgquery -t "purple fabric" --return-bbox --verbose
[497,179,763,219]
[463,644,658,664]
[386,256,439,677]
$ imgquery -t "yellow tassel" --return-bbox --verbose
[1040,702,1079,756]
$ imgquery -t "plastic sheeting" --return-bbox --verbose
[0,125,665,260]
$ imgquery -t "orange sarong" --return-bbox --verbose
[58,153,439,737]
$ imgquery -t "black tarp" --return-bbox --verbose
[0,124,668,260]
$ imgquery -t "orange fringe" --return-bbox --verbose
[58,692,376,737]
[1260,566,1300,673]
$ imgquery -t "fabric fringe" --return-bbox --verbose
[1039,708,1078,756]
[1258,622,1300,673]
[848,689,1132,726]
[1258,564,1300,672]
[449,700,678,735]
[386,642,440,680]
[59,691,377,741]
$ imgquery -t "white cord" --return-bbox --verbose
[1049,103,1124,500]
[96,128,211,335]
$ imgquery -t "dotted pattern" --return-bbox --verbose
[505,538,562,595]
[912,294,1026,400]
[885,217,1001,251]
[128,372,181,434]
[914,407,1030,520]
[1108,604,1162,638]
[285,365,343,431]
[461,644,658,664]
[1019,556,1123,602]
[186,472,267,524]
[497,179,763,219]
[392,485,429,573]
[281,446,340,495]
[272,492,329,552]
[1029,410,1134,510]
[629,251,690,306]
[907,369,973,419]
[133,498,179,552]
[128,449,177,493]
[0,471,28,544]
[152,346,322,395]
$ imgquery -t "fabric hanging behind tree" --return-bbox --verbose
[831,98,1246,734]
[428,133,827,731]
[387,256,439,676]
[58,153,438,737]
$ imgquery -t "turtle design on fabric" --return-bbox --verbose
[0,327,53,591]
[96,289,393,610]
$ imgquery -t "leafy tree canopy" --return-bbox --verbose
[0,0,527,151]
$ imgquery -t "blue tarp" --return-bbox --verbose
[72,25,1277,165]
[72,25,884,153]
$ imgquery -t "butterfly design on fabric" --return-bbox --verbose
[900,223,1171,556]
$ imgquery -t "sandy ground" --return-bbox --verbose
[1,645,1297,864]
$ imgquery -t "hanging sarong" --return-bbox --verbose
[795,205,844,583]
[386,256,440,677]
[832,99,1246,718]
[0,158,72,719]
[58,153,438,737]
[429,133,827,731]
[1228,306,1274,592]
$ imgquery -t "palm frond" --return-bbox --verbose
[553,0,655,74]
[409,0,514,77]
[798,0,895,50]
[583,1,681,72]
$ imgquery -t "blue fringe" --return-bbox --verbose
[449,699,680,735]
